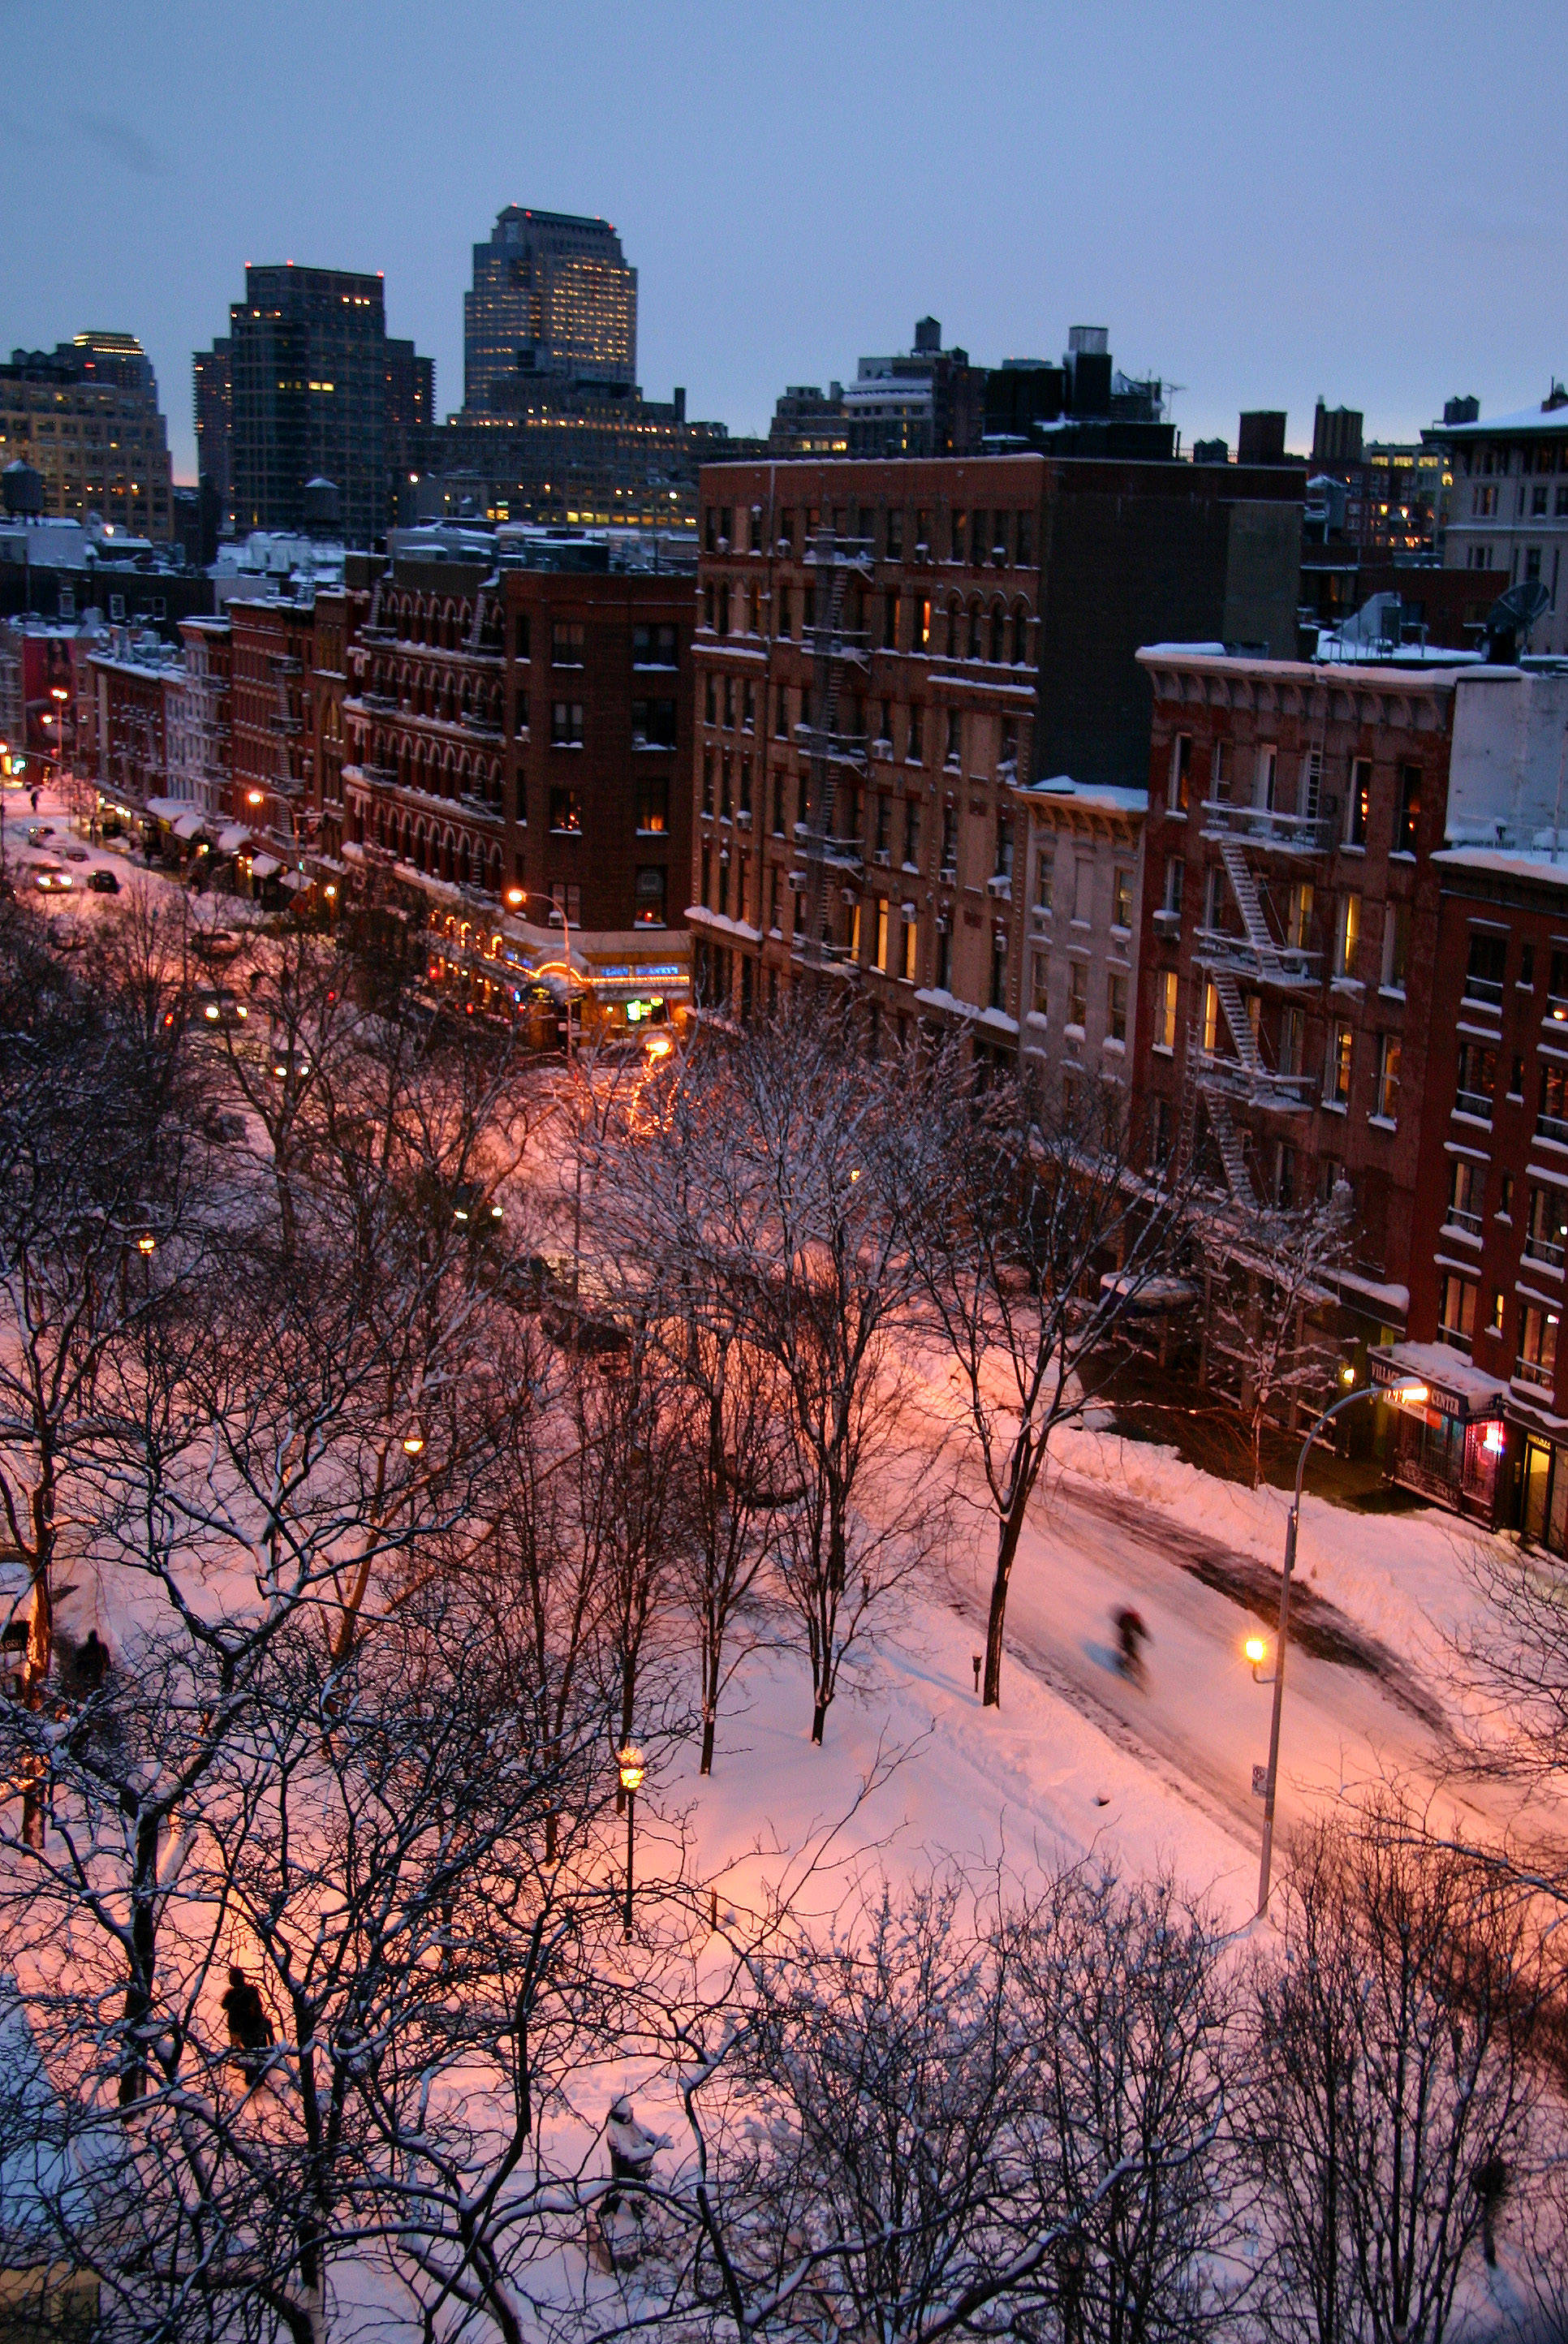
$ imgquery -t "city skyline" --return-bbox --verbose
[2,0,1564,481]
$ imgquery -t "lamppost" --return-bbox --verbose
[1254,1372,1428,1918]
[504,882,577,1069]
[617,1743,645,1941]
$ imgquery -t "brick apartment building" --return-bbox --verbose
[342,545,693,1017]
[686,453,1301,1045]
[229,597,318,885]
[1374,666,1568,1545]
[1131,644,1467,1361]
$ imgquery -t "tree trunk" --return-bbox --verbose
[700,1712,716,1776]
[982,1473,1033,1707]
[117,1811,162,2105]
[810,1700,827,1746]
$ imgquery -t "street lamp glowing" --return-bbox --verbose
[246,789,265,808]
[402,1429,424,1457]
[1397,1382,1428,1406]
[506,886,524,907]
[617,1743,646,1796]
[645,1032,671,1060]
[136,1234,157,1256]
[1245,1636,1266,1667]
[1338,1362,1355,1385]
[324,883,337,900]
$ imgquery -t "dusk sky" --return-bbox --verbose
[5,0,1564,481]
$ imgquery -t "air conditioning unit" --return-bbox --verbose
[987,874,1012,898]
[1152,909,1182,938]
[872,847,892,866]
[901,901,917,922]
[787,871,808,892]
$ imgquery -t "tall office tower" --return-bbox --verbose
[0,331,174,539]
[193,335,233,534]
[463,207,636,412]
[227,265,388,547]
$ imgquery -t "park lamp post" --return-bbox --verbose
[505,883,575,1069]
[617,1743,645,1942]
[1254,1372,1428,1920]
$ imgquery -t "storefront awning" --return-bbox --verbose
[143,797,185,822]
[248,853,283,880]
[217,825,252,853]
[278,870,308,892]
[172,812,207,842]
[1369,1341,1507,1424]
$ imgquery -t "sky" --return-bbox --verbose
[3,0,1565,485]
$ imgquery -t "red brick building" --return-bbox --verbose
[229,597,318,883]
[687,451,1302,1041]
[342,545,693,1016]
[1131,646,1468,1358]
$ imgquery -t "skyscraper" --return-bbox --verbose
[463,208,636,413]
[193,335,232,534]
[0,331,174,539]
[226,265,388,547]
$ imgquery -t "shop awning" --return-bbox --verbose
[217,825,252,853]
[172,812,207,842]
[248,853,283,880]
[278,869,308,892]
[1369,1341,1508,1424]
[143,796,185,822]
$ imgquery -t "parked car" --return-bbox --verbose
[31,864,71,893]
[87,868,121,894]
[61,845,89,864]
[25,825,54,845]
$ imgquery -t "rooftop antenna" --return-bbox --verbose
[1482,578,1550,665]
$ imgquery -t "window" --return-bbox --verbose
[1346,757,1371,847]
[1072,860,1092,924]
[631,697,678,748]
[1439,1272,1477,1354]
[945,709,962,767]
[1499,1173,1515,1219]
[902,907,918,982]
[1066,959,1088,1029]
[771,770,786,835]
[704,675,718,726]
[1162,855,1184,917]
[551,700,584,748]
[887,508,904,558]
[1255,744,1278,810]
[1518,1303,1558,1390]
[1168,734,1191,812]
[513,688,530,737]
[1156,968,1178,1052]
[950,509,967,562]
[1375,1033,1402,1122]
[768,865,781,933]
[941,804,958,876]
[995,812,1014,881]
[1273,1143,1297,1209]
[999,718,1019,771]
[875,898,890,973]
[722,676,735,730]
[739,756,753,817]
[1447,1158,1484,1234]
[903,799,921,865]
[1463,927,1506,1004]
[1335,893,1362,980]
[884,593,902,652]
[1520,943,1536,992]
[990,933,1009,1012]
[774,685,790,742]
[513,612,532,661]
[1455,1042,1497,1119]
[914,597,932,652]
[1526,1184,1568,1268]
[551,620,584,667]
[1032,951,1050,1019]
[908,704,925,764]
[635,774,669,834]
[937,921,952,991]
[744,680,757,733]
[631,622,677,666]
[634,867,666,927]
[1288,881,1313,951]
[1542,1062,1568,1143]
[1490,1290,1506,1335]
[1113,867,1133,931]
[1208,740,1227,802]
[1382,902,1410,993]
[1107,972,1128,1044]
[701,751,714,816]
[549,881,581,926]
[1395,763,1422,855]
[1279,1004,1304,1076]
[548,786,583,833]
[720,756,733,820]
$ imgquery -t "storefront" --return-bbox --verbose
[1369,1340,1510,1526]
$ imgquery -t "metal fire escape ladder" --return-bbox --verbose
[797,526,871,969]
[1204,1084,1257,1204]
[467,589,487,656]
[1217,842,1286,976]
[1208,971,1265,1079]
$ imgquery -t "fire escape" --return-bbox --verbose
[1185,717,1333,1205]
[791,525,873,968]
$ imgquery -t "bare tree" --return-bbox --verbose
[1194,1185,1351,1488]
[901,1056,1182,1707]
[1247,1800,1548,2344]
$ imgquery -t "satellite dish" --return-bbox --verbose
[1483,579,1552,662]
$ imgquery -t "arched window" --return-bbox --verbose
[946,597,963,658]
[1012,604,1031,666]
[489,844,502,893]
[413,821,425,871]
[990,602,1006,664]
[967,602,984,662]
[459,837,472,888]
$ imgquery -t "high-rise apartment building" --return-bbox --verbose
[194,336,233,534]
[0,333,174,540]
[463,208,636,413]
[226,265,389,548]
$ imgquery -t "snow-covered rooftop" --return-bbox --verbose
[1437,400,1568,438]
